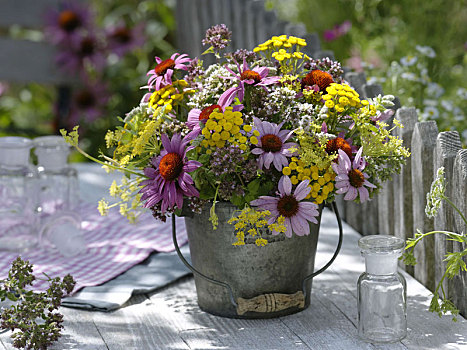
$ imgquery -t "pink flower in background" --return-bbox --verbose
[219,58,280,106]
[0,82,8,97]
[69,83,109,125]
[106,23,145,58]
[250,176,320,237]
[332,147,376,202]
[251,117,296,172]
[140,134,201,213]
[44,1,93,45]
[323,20,352,42]
[56,34,106,74]
[144,53,192,91]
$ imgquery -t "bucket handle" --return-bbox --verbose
[172,201,344,315]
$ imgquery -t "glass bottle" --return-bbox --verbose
[0,137,38,252]
[357,235,407,343]
[34,136,78,216]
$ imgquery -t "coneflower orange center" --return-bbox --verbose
[277,195,299,218]
[200,105,221,121]
[155,59,175,76]
[159,152,183,181]
[302,69,334,92]
[325,137,352,160]
[111,27,132,43]
[261,134,282,153]
[58,10,81,32]
[240,70,261,84]
[348,169,365,188]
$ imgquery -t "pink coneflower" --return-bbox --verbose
[106,23,145,58]
[139,134,201,213]
[251,117,296,172]
[56,34,106,74]
[68,83,109,125]
[332,147,376,202]
[250,176,320,237]
[218,58,279,106]
[44,1,93,44]
[144,53,192,91]
[186,101,243,139]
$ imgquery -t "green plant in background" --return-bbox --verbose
[402,167,467,322]
[0,0,177,159]
[267,0,467,143]
[366,46,467,142]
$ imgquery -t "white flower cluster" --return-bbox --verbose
[425,167,446,218]
[187,64,235,110]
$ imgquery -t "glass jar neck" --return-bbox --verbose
[364,253,399,275]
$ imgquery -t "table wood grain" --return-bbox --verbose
[1,163,466,350]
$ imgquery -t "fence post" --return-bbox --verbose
[411,121,439,291]
[433,132,462,297]
[393,108,417,271]
[451,149,467,317]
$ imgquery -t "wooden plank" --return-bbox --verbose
[344,201,363,233]
[451,149,467,317]
[0,306,108,350]
[0,0,61,28]
[0,38,74,84]
[231,0,246,50]
[252,0,268,44]
[411,121,439,291]
[362,84,383,98]
[433,132,462,297]
[91,293,191,349]
[394,108,418,272]
[311,50,335,61]
[146,277,312,350]
[344,72,366,97]
[302,33,321,56]
[360,200,379,236]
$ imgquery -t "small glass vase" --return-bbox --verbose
[357,235,407,343]
[34,135,78,216]
[0,137,38,252]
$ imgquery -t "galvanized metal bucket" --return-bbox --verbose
[172,201,343,319]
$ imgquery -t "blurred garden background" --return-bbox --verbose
[0,0,465,160]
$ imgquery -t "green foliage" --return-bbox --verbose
[269,0,467,142]
[402,167,467,321]
[0,257,76,349]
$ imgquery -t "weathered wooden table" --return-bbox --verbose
[1,164,466,350]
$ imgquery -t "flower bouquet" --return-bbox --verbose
[63,25,410,317]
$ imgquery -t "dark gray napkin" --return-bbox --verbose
[62,245,191,311]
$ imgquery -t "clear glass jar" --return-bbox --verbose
[33,136,78,216]
[0,137,38,252]
[357,235,407,343]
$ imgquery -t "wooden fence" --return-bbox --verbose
[175,0,467,317]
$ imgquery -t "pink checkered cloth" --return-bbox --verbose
[0,202,188,293]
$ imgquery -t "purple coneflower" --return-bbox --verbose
[218,58,279,106]
[106,23,145,58]
[56,34,106,74]
[44,1,92,44]
[250,176,320,237]
[144,53,192,91]
[140,134,201,213]
[332,147,376,202]
[68,83,109,125]
[251,117,296,172]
